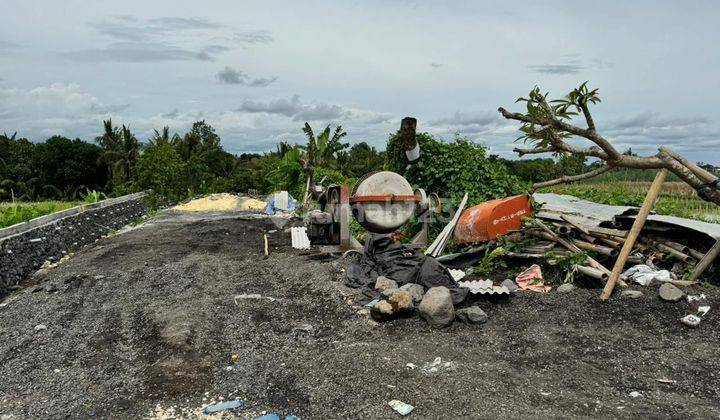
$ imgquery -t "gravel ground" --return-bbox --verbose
[0,210,718,419]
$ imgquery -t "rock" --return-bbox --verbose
[34,324,47,332]
[371,289,413,320]
[659,283,684,302]
[374,276,398,292]
[456,306,488,324]
[629,391,641,398]
[680,314,701,328]
[501,279,518,293]
[418,286,455,329]
[44,283,58,293]
[620,290,644,299]
[399,283,425,303]
[556,283,575,293]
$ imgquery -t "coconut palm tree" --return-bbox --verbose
[96,119,140,187]
[150,126,171,146]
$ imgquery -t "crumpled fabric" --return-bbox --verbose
[345,234,468,304]
[515,264,551,293]
[622,264,676,287]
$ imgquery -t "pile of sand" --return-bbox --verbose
[172,193,266,212]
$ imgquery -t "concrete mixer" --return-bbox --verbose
[306,117,435,251]
[306,171,434,251]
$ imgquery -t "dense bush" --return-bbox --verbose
[386,132,528,206]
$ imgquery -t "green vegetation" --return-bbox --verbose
[386,132,527,206]
[0,201,80,229]
[2,109,719,229]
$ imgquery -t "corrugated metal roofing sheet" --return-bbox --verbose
[458,279,510,295]
[534,193,720,240]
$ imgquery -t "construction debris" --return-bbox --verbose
[388,400,415,416]
[426,193,468,257]
[515,265,551,293]
[290,227,311,250]
[457,279,511,296]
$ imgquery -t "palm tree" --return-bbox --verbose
[96,119,140,187]
[301,123,348,168]
[150,126,171,146]
[299,123,348,209]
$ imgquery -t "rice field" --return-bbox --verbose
[0,201,81,229]
[543,181,720,223]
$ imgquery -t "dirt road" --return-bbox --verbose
[0,211,718,419]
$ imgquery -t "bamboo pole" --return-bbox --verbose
[601,169,667,300]
[574,265,609,282]
[571,239,619,258]
[560,214,590,235]
[534,220,614,277]
[654,242,696,264]
[688,238,720,283]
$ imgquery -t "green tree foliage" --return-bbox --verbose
[301,123,349,168]
[336,142,384,177]
[386,132,527,205]
[95,119,140,190]
[33,136,107,199]
[137,141,186,200]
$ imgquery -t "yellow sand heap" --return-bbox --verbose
[172,193,266,212]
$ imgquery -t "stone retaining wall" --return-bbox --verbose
[0,193,147,297]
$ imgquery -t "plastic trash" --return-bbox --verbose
[622,264,675,287]
[388,400,414,416]
[202,400,243,414]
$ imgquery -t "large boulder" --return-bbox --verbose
[399,283,425,304]
[418,286,455,329]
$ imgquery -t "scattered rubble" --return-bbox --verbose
[659,283,685,302]
[388,400,414,416]
[620,290,644,299]
[556,283,575,293]
[399,283,425,303]
[370,289,414,320]
[455,306,488,324]
[501,279,518,293]
[375,276,398,292]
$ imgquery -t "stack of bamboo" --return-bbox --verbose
[513,215,706,285]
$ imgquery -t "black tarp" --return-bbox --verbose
[345,234,468,304]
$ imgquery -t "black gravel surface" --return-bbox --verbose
[0,210,718,419]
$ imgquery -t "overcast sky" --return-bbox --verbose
[1,0,719,163]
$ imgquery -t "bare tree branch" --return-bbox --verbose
[532,165,614,190]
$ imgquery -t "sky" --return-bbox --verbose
[1,0,720,163]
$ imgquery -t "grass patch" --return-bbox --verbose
[0,201,81,229]
[542,181,720,223]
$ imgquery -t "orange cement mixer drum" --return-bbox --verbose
[453,195,532,244]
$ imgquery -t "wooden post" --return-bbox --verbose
[688,239,720,283]
[601,169,667,300]
[399,117,419,163]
